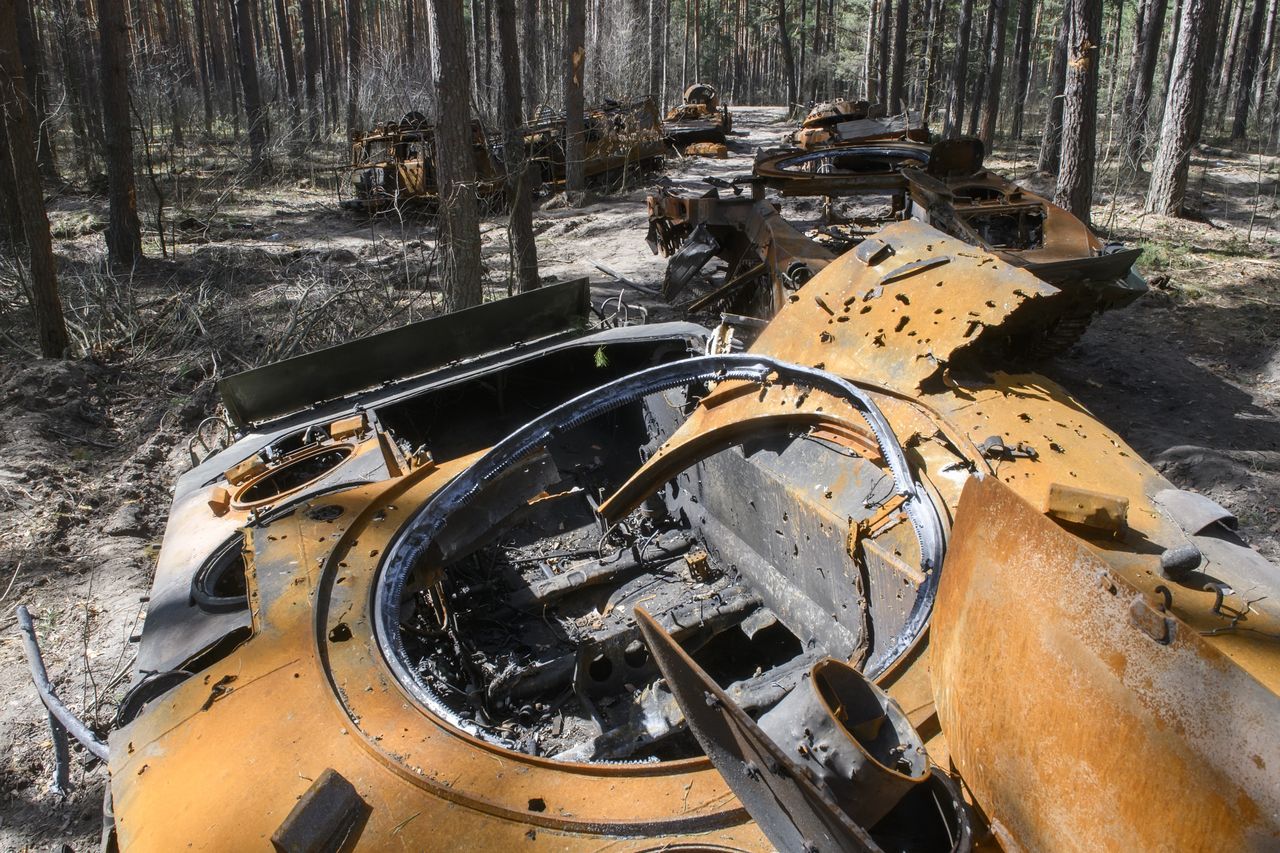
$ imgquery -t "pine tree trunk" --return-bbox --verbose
[693,0,701,84]
[192,0,215,135]
[563,0,586,203]
[1162,0,1185,96]
[979,0,1010,145]
[1123,0,1168,166]
[13,0,57,180]
[1231,0,1267,137]
[69,0,106,159]
[0,0,69,356]
[680,0,688,92]
[944,0,975,137]
[865,0,878,100]
[888,0,909,112]
[646,0,660,99]
[0,120,24,249]
[423,0,437,84]
[1055,0,1102,222]
[1146,0,1222,214]
[154,0,186,147]
[483,0,493,107]
[662,0,670,108]
[321,0,338,130]
[98,0,143,265]
[777,0,797,113]
[403,0,415,64]
[1213,0,1243,127]
[1008,0,1036,138]
[915,0,932,105]
[52,0,96,175]
[470,0,484,105]
[497,0,538,293]
[1037,16,1068,173]
[522,0,539,111]
[300,0,320,137]
[803,0,814,101]
[921,0,945,120]
[428,0,482,309]
[273,0,299,124]
[966,0,997,136]
[232,0,270,168]
[1251,0,1277,117]
[876,0,891,104]
[344,0,361,139]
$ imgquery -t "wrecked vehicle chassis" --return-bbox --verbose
[648,140,1144,342]
[20,225,1280,849]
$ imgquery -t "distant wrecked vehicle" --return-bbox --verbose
[787,98,929,150]
[521,97,666,188]
[649,134,1143,348]
[18,211,1280,848]
[341,99,665,212]
[340,111,506,213]
[663,83,733,156]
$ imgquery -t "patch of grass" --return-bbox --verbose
[1138,239,1194,272]
[48,210,107,239]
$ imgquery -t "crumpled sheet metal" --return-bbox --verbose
[108,459,765,850]
[933,370,1280,676]
[735,224,1280,699]
[749,220,1061,391]
[902,166,1143,285]
[931,474,1280,851]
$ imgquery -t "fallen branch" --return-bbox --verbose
[590,260,663,296]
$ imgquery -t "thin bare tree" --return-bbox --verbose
[1123,0,1169,167]
[1037,17,1068,173]
[428,0,483,308]
[1231,0,1268,138]
[0,0,69,356]
[1008,0,1037,139]
[944,0,975,137]
[300,0,321,137]
[564,0,587,205]
[98,0,143,265]
[979,0,1010,147]
[1055,0,1103,222]
[1147,0,1223,214]
[777,0,798,113]
[497,0,539,292]
[345,0,362,140]
[888,0,909,112]
[231,0,270,170]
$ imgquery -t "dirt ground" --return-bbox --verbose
[2,106,1278,851]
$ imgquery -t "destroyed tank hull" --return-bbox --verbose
[663,83,733,155]
[20,229,1279,850]
[647,137,1145,348]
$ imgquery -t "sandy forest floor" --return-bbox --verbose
[1,106,1278,850]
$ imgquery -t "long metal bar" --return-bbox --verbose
[16,605,111,766]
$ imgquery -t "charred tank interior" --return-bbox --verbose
[377,358,932,764]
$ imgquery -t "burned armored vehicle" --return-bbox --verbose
[342,100,665,212]
[649,138,1143,343]
[521,98,666,188]
[340,112,506,212]
[788,99,929,150]
[663,83,733,156]
[18,245,1280,847]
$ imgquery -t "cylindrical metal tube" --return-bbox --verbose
[758,657,928,827]
[16,605,110,762]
